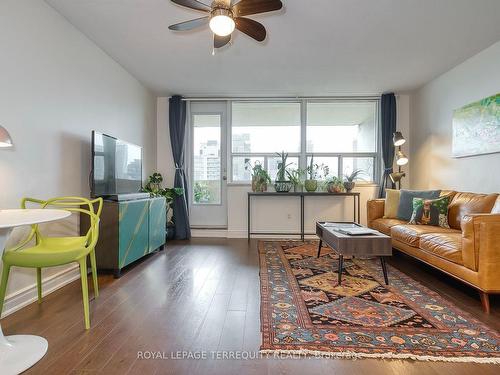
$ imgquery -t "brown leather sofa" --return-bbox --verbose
[367,191,500,313]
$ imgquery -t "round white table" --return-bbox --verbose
[0,209,71,375]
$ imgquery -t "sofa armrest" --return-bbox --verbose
[477,221,500,291]
[461,214,500,277]
[367,199,385,228]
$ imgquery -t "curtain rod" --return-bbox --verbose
[168,95,382,101]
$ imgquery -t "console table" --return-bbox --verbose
[247,191,360,240]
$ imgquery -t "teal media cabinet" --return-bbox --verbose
[81,197,166,277]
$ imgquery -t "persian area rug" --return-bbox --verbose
[259,240,500,363]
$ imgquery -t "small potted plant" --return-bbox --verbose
[326,176,344,193]
[274,151,293,193]
[146,172,163,193]
[247,161,271,192]
[343,169,363,192]
[305,157,319,192]
[288,168,305,192]
[144,172,184,240]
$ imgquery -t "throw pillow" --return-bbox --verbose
[397,189,441,221]
[409,196,451,228]
[383,189,401,218]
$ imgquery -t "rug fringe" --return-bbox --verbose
[259,349,500,364]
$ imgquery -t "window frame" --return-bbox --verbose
[226,98,380,185]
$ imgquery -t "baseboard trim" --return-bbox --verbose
[192,229,318,239]
[1,265,80,319]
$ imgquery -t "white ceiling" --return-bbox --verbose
[45,0,500,96]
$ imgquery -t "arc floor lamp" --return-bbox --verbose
[390,131,408,189]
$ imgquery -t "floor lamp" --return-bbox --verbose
[390,131,408,189]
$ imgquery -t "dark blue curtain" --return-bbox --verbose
[379,93,397,198]
[169,95,191,239]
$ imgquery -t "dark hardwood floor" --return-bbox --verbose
[2,238,498,374]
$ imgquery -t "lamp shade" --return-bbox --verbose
[396,150,408,166]
[389,172,406,184]
[0,126,13,148]
[393,131,406,147]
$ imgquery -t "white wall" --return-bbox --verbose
[410,41,500,192]
[0,0,156,316]
[157,98,175,187]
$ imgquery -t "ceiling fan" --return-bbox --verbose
[168,0,283,49]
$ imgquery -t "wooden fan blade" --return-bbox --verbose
[169,16,209,31]
[171,0,212,12]
[212,0,232,8]
[232,0,282,17]
[214,34,231,48]
[235,17,266,41]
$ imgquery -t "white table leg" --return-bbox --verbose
[0,228,48,375]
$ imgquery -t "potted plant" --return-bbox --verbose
[305,157,319,192]
[246,161,271,192]
[144,172,184,240]
[343,169,363,192]
[326,176,344,193]
[146,172,163,193]
[288,168,305,192]
[274,151,293,193]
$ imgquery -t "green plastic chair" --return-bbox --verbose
[0,196,103,329]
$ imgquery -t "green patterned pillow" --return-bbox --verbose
[409,196,450,228]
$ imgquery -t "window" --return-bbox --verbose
[231,102,301,153]
[227,99,379,183]
[306,101,378,181]
[231,102,301,182]
[192,114,221,204]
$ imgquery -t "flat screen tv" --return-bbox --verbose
[91,131,143,197]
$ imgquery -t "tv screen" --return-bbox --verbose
[91,131,142,197]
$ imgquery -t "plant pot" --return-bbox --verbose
[252,177,268,192]
[327,184,343,193]
[274,180,292,193]
[166,224,176,240]
[343,181,355,192]
[304,179,318,192]
[293,184,302,192]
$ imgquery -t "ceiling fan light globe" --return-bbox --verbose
[209,14,235,37]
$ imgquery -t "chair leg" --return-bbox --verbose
[79,258,91,329]
[479,291,490,314]
[0,263,11,315]
[36,268,42,304]
[89,250,99,298]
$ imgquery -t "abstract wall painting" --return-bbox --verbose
[452,93,500,158]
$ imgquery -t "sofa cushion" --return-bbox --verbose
[383,189,400,219]
[409,196,451,228]
[448,192,499,229]
[491,196,500,214]
[397,190,441,221]
[370,218,406,235]
[419,232,463,265]
[391,224,459,248]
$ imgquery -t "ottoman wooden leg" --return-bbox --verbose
[338,255,344,285]
[380,257,389,285]
[316,239,323,258]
